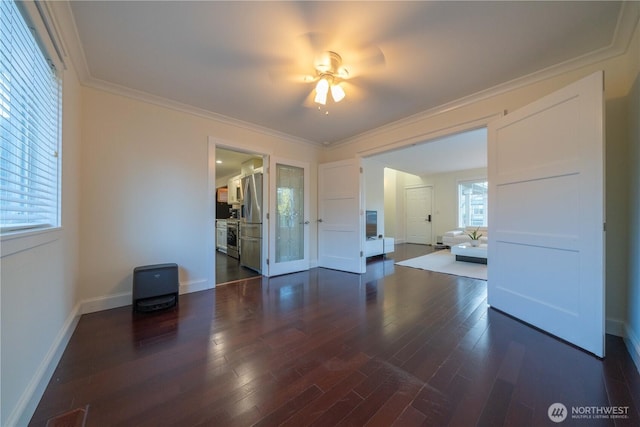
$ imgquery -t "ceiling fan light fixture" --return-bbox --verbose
[330,83,345,103]
[314,77,329,105]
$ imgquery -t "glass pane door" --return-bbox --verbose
[268,158,309,276]
[276,164,304,262]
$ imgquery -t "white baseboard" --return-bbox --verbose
[624,323,640,375]
[179,279,211,294]
[81,291,131,314]
[606,317,626,337]
[7,303,81,427]
[9,278,213,425]
[80,279,212,314]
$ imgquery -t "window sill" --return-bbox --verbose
[1,227,62,258]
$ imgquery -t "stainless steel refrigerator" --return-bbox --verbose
[240,172,262,273]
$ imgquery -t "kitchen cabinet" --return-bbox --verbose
[216,220,228,252]
[227,175,243,204]
[216,187,228,203]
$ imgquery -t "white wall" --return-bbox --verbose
[383,168,397,237]
[79,87,321,306]
[1,65,82,425]
[363,158,385,237]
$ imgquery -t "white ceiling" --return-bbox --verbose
[67,1,626,145]
[367,127,487,176]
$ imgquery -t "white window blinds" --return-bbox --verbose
[0,0,61,233]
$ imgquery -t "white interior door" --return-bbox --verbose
[268,157,310,276]
[488,71,605,357]
[318,159,365,274]
[405,186,433,244]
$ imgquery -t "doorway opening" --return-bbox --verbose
[213,146,265,285]
[362,127,488,268]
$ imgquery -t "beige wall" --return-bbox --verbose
[1,65,82,425]
[625,23,640,369]
[79,88,321,304]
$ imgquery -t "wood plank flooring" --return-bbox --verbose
[216,250,260,284]
[31,244,640,426]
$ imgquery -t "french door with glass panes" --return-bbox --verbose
[267,157,310,276]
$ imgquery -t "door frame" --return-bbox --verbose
[207,137,272,288]
[268,156,311,276]
[317,157,366,274]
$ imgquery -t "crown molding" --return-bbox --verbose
[330,1,640,149]
[84,76,320,148]
[46,1,91,82]
[48,1,318,149]
[50,1,638,152]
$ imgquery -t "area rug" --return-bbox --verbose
[395,249,487,280]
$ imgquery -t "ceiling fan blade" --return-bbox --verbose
[299,31,333,53]
[269,68,316,84]
[302,89,318,108]
[338,80,367,101]
[341,45,386,79]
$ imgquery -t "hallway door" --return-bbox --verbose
[405,186,433,244]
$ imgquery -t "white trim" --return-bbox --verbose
[625,323,640,375]
[86,77,319,147]
[5,303,81,427]
[16,0,65,71]
[208,136,272,284]
[80,291,131,314]
[356,114,499,158]
[48,1,90,80]
[48,0,639,149]
[1,228,62,258]
[79,278,212,315]
[207,139,217,290]
[179,279,211,295]
[605,317,626,337]
[5,275,213,426]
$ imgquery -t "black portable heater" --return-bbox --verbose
[132,263,179,312]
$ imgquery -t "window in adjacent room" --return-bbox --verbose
[1,0,62,234]
[458,180,488,228]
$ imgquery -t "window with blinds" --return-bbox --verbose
[1,0,61,234]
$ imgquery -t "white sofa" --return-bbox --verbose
[443,227,488,247]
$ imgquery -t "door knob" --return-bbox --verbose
[304,221,310,224]
[318,219,323,223]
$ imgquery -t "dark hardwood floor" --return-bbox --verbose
[216,250,261,284]
[31,244,640,426]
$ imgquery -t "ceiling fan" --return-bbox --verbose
[310,51,349,105]
[271,32,386,108]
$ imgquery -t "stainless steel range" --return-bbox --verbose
[226,219,240,259]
